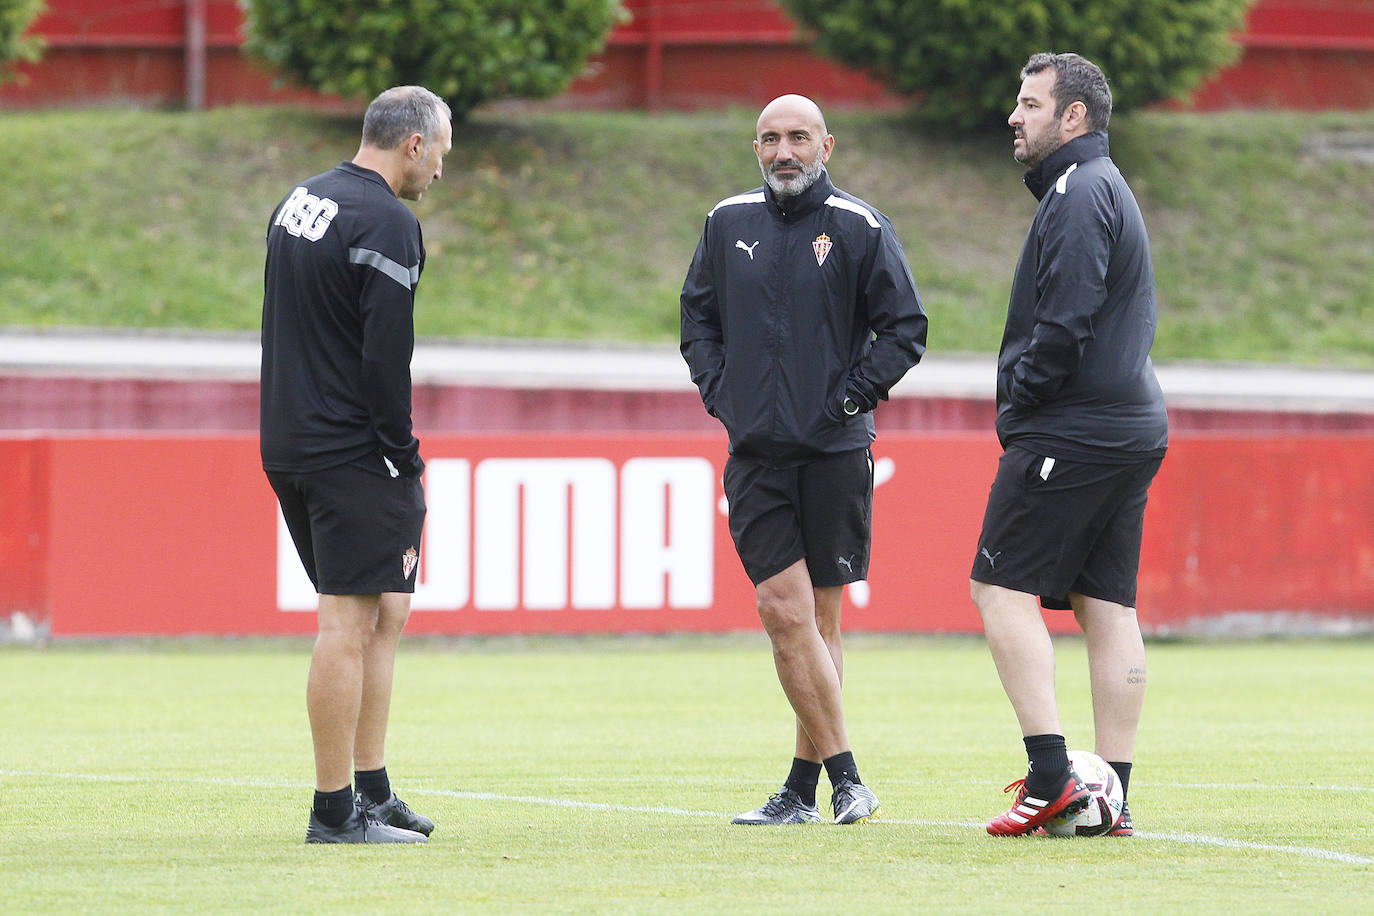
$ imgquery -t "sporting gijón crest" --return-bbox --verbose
[402,546,419,580]
[813,233,832,267]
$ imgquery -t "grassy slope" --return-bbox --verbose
[1,106,1372,366]
[0,636,1371,912]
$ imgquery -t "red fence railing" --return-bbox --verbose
[5,0,1374,111]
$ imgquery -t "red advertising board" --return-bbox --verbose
[4,432,1372,637]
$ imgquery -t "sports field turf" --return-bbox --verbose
[1,634,1370,913]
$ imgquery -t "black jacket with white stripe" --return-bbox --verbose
[996,131,1168,461]
[680,169,927,464]
[260,161,425,476]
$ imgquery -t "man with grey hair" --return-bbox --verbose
[973,53,1167,837]
[261,85,452,843]
[682,94,926,826]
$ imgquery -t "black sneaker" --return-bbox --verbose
[831,778,880,824]
[730,787,822,825]
[1105,800,1133,837]
[306,805,427,844]
[356,791,435,837]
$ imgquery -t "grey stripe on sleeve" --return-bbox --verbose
[349,247,420,290]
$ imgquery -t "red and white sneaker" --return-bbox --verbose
[1105,800,1133,836]
[986,769,1091,836]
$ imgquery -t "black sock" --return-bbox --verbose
[784,758,822,807]
[1108,761,1132,802]
[822,751,861,787]
[1023,734,1070,795]
[355,766,391,805]
[312,785,355,828]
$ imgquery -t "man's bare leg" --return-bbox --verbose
[974,580,1091,835]
[308,594,380,791]
[757,561,849,759]
[1071,593,1146,763]
[971,580,1061,737]
[353,592,412,771]
[793,584,845,761]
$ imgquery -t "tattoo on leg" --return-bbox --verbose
[1126,666,1147,685]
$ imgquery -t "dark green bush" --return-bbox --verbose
[1,0,45,84]
[242,0,625,119]
[780,0,1256,127]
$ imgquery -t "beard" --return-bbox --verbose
[761,154,824,198]
[1014,129,1060,168]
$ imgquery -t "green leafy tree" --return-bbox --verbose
[780,0,1256,126]
[242,0,625,120]
[1,0,45,85]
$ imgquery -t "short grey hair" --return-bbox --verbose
[1021,52,1113,131]
[361,85,451,149]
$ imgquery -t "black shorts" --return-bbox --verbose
[267,453,427,595]
[723,448,873,587]
[970,445,1163,610]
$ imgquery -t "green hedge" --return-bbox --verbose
[0,0,44,84]
[781,0,1255,127]
[242,0,625,119]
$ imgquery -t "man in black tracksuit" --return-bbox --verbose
[682,94,927,826]
[973,54,1168,838]
[261,85,452,844]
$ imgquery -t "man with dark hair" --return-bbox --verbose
[261,85,452,844]
[1021,51,1113,132]
[682,94,927,826]
[973,53,1167,837]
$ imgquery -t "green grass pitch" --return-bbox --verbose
[1,634,1371,913]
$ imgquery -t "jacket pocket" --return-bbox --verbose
[1020,450,1056,488]
[821,377,850,425]
[710,365,733,427]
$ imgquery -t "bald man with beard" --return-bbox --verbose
[681,94,928,825]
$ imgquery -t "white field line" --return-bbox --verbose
[431,774,1374,795]
[1170,782,1374,793]
[2,769,1370,866]
[1139,831,1374,866]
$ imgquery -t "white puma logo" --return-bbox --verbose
[837,555,855,573]
[735,239,760,260]
[980,547,1002,569]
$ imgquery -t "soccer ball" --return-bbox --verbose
[1044,750,1124,837]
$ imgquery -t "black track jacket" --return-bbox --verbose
[681,169,927,464]
[260,161,425,477]
[996,131,1168,461]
